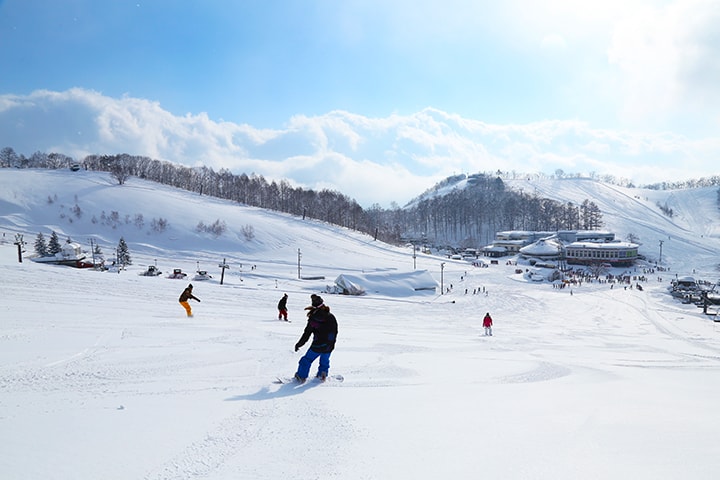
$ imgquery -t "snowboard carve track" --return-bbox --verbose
[497,361,572,384]
[143,405,277,479]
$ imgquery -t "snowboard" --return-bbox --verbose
[274,374,344,384]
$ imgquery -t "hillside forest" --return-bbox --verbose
[4,147,715,249]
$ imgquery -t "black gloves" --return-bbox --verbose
[294,343,301,352]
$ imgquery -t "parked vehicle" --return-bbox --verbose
[168,268,187,279]
[140,265,162,277]
[192,270,212,281]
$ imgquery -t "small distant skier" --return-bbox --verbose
[482,312,493,336]
[293,294,338,383]
[278,293,289,321]
[178,283,200,317]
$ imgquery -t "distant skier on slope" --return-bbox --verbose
[178,283,200,317]
[277,293,289,321]
[293,294,338,383]
[483,312,493,336]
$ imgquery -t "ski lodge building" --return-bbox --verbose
[563,241,639,267]
[482,230,639,266]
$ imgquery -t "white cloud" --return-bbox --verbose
[607,0,720,128]
[1,88,719,208]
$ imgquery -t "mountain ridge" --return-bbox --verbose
[1,168,719,276]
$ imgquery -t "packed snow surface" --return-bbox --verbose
[2,169,720,479]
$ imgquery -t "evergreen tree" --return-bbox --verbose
[48,231,62,255]
[117,237,132,265]
[586,201,603,229]
[34,232,48,257]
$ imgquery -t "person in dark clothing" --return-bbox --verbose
[178,284,200,317]
[294,294,338,382]
[277,293,289,321]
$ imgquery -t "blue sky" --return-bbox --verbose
[1,0,720,207]
[2,1,578,126]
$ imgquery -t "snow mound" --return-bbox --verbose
[333,270,438,296]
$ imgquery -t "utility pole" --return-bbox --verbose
[89,238,95,267]
[297,248,302,279]
[413,244,417,270]
[658,240,664,264]
[440,262,446,295]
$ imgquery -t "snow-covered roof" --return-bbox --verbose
[519,238,563,256]
[334,270,438,296]
[492,239,526,246]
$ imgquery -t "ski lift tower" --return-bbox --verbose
[218,258,230,285]
[14,233,25,263]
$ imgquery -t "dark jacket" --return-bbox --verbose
[278,295,288,311]
[295,305,338,353]
[179,288,199,303]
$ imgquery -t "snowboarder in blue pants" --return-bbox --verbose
[294,294,338,383]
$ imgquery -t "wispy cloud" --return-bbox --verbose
[1,89,718,208]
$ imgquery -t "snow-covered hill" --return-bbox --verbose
[412,172,720,272]
[2,168,720,480]
[3,169,719,274]
[0,169,419,278]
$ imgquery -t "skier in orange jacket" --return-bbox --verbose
[179,284,200,317]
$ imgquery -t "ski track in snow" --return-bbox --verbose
[496,361,572,384]
[141,387,362,479]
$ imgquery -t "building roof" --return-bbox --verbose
[519,238,563,256]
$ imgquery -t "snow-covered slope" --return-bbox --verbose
[2,168,720,480]
[0,169,420,278]
[3,169,719,273]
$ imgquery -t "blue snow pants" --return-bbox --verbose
[296,348,331,379]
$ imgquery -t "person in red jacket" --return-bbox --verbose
[483,312,493,336]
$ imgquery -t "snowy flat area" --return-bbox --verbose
[2,169,720,479]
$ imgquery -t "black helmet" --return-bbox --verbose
[311,294,323,307]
